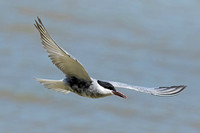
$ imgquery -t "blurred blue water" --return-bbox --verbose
[0,0,200,133]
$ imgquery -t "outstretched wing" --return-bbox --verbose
[107,81,186,96]
[34,17,91,82]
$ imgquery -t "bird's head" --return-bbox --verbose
[97,80,126,98]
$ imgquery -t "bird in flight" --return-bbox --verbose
[34,17,186,99]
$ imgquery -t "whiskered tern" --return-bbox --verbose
[34,17,186,99]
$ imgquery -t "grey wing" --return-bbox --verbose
[34,17,91,82]
[107,81,186,96]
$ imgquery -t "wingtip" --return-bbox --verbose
[37,16,42,24]
[157,85,187,96]
[35,16,41,22]
[174,85,186,91]
[180,85,187,91]
[175,85,186,94]
[34,18,39,28]
[182,85,187,89]
[34,16,42,26]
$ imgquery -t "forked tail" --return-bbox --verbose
[36,78,70,94]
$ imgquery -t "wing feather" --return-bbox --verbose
[107,81,186,96]
[34,17,91,82]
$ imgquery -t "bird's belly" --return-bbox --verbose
[71,87,107,99]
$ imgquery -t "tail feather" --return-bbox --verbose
[36,78,70,94]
